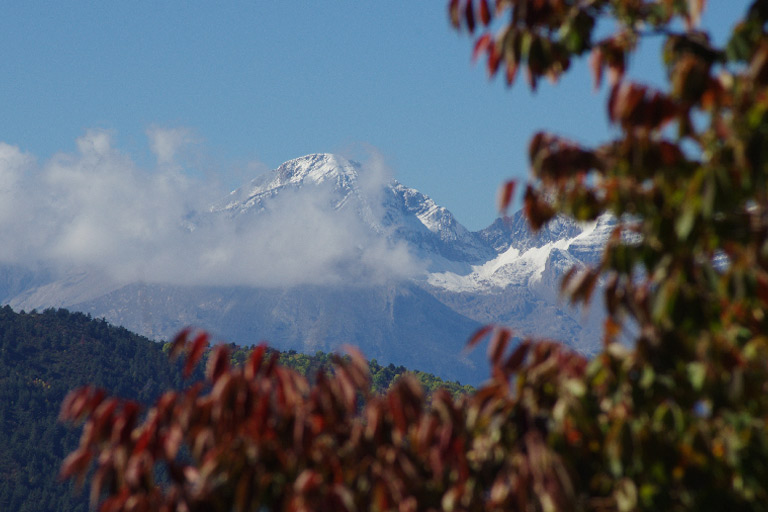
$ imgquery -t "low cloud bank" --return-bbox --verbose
[0,129,422,288]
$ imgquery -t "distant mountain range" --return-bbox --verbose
[1,154,611,384]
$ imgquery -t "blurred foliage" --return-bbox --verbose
[61,0,768,510]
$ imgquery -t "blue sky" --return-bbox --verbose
[0,1,750,231]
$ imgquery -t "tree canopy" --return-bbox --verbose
[61,1,768,510]
[0,307,189,512]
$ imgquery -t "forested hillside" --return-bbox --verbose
[0,307,469,512]
[0,307,189,511]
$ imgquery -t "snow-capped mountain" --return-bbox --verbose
[215,153,495,267]
[215,153,361,214]
[2,153,610,384]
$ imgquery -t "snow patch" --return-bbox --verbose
[426,215,612,293]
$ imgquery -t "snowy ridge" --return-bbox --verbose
[210,153,612,324]
[392,183,465,237]
[426,214,613,293]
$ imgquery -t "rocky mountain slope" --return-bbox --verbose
[3,154,610,384]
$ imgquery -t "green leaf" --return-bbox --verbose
[615,478,638,512]
[640,366,655,389]
[687,362,706,391]
[675,204,696,240]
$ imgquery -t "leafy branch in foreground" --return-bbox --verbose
[61,328,582,511]
[453,0,768,509]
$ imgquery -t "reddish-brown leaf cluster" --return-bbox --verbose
[529,132,600,183]
[607,82,679,132]
[590,34,632,89]
[61,328,595,512]
[522,184,556,230]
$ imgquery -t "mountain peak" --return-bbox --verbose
[215,153,360,213]
[213,152,496,264]
[274,153,358,186]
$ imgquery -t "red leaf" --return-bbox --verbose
[479,0,492,25]
[340,344,370,389]
[99,489,129,512]
[449,0,461,28]
[169,327,192,360]
[526,66,538,90]
[417,415,439,449]
[757,274,768,305]
[206,344,230,383]
[332,484,357,512]
[503,340,531,374]
[91,398,119,439]
[125,452,150,488]
[473,33,493,62]
[488,328,511,367]
[528,131,548,161]
[488,43,502,76]
[388,389,407,433]
[603,317,621,344]
[59,386,105,423]
[365,402,383,441]
[659,141,683,166]
[465,0,476,32]
[497,180,517,214]
[466,324,495,351]
[608,82,646,125]
[506,60,519,85]
[566,268,599,304]
[335,367,357,411]
[523,185,556,231]
[60,448,92,480]
[89,466,107,509]
[245,343,268,380]
[397,375,425,419]
[261,352,279,378]
[111,401,139,445]
[163,424,183,459]
[183,331,209,378]
[589,47,604,90]
[132,429,152,457]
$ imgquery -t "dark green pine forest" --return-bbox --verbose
[0,307,189,512]
[0,306,470,512]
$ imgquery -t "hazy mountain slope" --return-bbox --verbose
[424,246,605,354]
[72,281,486,384]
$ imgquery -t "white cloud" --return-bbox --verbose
[0,130,422,291]
[146,126,195,166]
